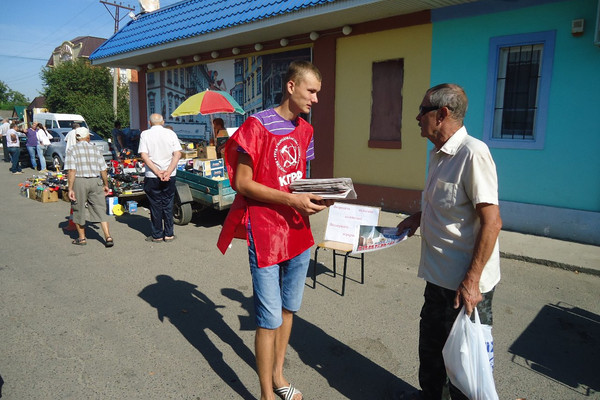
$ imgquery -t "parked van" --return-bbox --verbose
[33,113,88,130]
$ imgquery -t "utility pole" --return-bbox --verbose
[100,1,135,118]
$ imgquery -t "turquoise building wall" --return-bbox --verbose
[430,0,600,213]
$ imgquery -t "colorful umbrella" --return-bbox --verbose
[171,89,245,117]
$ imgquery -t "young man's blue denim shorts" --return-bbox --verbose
[248,231,311,329]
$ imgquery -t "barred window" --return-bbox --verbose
[484,31,555,149]
[493,44,542,139]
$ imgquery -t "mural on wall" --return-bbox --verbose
[146,48,311,141]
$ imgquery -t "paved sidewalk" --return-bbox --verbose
[499,230,600,276]
[394,212,600,276]
[1,165,598,400]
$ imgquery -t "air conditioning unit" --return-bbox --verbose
[595,0,600,46]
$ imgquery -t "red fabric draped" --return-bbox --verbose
[217,116,314,267]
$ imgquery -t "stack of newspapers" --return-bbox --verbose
[289,178,357,199]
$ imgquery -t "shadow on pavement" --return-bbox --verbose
[138,276,255,399]
[114,213,152,237]
[509,302,600,396]
[189,207,229,229]
[221,288,416,399]
[58,216,108,246]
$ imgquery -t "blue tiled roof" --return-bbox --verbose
[90,0,337,60]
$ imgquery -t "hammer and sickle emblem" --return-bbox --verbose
[280,144,299,169]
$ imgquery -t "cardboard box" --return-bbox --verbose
[210,158,224,169]
[28,187,37,200]
[192,158,225,178]
[126,201,138,213]
[208,167,225,178]
[197,145,217,160]
[37,189,59,203]
[193,158,223,171]
[61,189,71,202]
[182,149,197,159]
[106,197,119,215]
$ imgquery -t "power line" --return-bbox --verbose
[100,1,135,33]
[0,54,47,61]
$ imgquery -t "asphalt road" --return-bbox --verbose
[0,165,598,399]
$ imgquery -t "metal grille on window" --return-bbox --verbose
[493,44,543,140]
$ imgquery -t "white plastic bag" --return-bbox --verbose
[442,306,499,400]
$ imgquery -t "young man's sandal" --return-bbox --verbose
[274,384,302,400]
[105,237,114,248]
[72,238,87,246]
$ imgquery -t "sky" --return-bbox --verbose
[0,0,182,102]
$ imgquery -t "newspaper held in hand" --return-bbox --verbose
[289,178,357,199]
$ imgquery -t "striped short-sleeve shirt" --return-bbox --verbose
[64,141,107,177]
[248,109,315,160]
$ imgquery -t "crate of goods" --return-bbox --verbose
[182,149,197,159]
[36,188,59,203]
[193,158,225,178]
[61,189,71,202]
[126,200,138,213]
[197,145,217,160]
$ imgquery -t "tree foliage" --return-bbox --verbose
[0,80,29,110]
[41,58,129,137]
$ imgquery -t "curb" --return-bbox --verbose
[500,252,599,277]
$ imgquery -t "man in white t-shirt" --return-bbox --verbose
[1,118,11,162]
[64,123,81,155]
[138,114,182,242]
[397,84,502,400]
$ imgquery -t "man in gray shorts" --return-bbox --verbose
[65,127,114,248]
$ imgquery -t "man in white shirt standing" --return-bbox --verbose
[5,122,22,174]
[64,123,80,155]
[138,113,182,243]
[397,83,502,400]
[1,118,11,162]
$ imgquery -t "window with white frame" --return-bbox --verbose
[483,31,556,149]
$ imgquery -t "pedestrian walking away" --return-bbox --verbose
[65,127,114,248]
[396,83,503,400]
[217,60,333,400]
[138,113,182,243]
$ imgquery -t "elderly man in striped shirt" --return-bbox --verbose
[65,127,114,248]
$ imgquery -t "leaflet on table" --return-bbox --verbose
[289,178,357,199]
[352,225,410,254]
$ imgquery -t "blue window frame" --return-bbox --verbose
[483,30,556,149]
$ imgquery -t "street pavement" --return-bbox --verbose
[0,164,598,399]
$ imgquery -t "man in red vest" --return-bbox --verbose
[218,61,332,400]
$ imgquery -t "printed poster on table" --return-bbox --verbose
[352,225,410,254]
[323,203,380,245]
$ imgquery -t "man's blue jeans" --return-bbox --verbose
[8,147,22,172]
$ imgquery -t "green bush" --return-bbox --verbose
[41,58,129,138]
